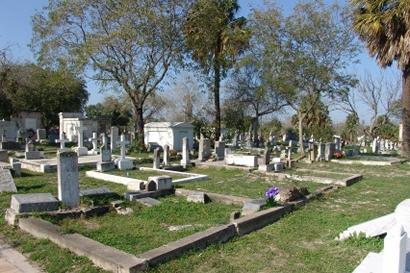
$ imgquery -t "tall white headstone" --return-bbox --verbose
[180,137,190,168]
[89,132,99,154]
[117,134,133,170]
[163,144,170,166]
[110,126,119,151]
[153,147,161,169]
[74,125,88,156]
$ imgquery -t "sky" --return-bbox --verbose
[0,0,401,124]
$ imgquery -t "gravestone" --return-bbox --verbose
[325,142,336,161]
[0,150,7,162]
[74,126,88,156]
[198,137,211,161]
[96,146,114,172]
[180,137,190,168]
[214,141,225,160]
[258,147,273,172]
[24,140,43,160]
[153,147,161,169]
[57,151,79,208]
[0,168,17,193]
[110,126,119,151]
[135,197,161,207]
[89,132,99,154]
[10,193,59,213]
[225,154,257,167]
[146,176,173,192]
[36,129,47,142]
[316,142,325,161]
[117,134,133,170]
[372,137,379,154]
[163,144,170,166]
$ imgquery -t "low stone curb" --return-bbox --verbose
[137,224,236,266]
[19,218,147,273]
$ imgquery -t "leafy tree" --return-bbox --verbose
[291,96,334,142]
[351,0,410,157]
[0,50,13,119]
[2,64,88,129]
[32,0,188,148]
[372,115,399,141]
[227,56,287,146]
[254,1,358,154]
[342,112,360,143]
[261,118,282,139]
[222,101,251,132]
[184,0,250,139]
[85,96,131,127]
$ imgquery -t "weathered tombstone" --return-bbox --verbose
[258,147,273,172]
[214,141,225,160]
[153,147,161,169]
[180,137,190,168]
[117,134,133,170]
[146,176,173,191]
[0,168,17,192]
[110,126,119,151]
[0,150,7,162]
[24,139,43,160]
[316,142,325,161]
[89,132,99,154]
[198,137,211,161]
[325,142,336,161]
[36,129,47,142]
[163,144,170,166]
[57,151,79,208]
[96,142,114,172]
[74,126,88,156]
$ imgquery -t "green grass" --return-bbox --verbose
[48,196,237,255]
[180,167,323,199]
[1,160,410,272]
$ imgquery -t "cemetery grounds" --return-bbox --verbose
[1,154,410,272]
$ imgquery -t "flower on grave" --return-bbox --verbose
[265,186,280,199]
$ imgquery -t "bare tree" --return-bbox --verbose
[356,71,401,137]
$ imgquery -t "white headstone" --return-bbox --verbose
[163,144,170,166]
[153,147,161,169]
[180,137,190,168]
[110,126,119,151]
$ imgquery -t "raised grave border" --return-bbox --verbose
[12,184,339,273]
[330,158,407,166]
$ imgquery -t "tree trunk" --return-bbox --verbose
[213,38,222,140]
[402,67,410,158]
[134,105,145,149]
[298,111,305,155]
[252,117,258,147]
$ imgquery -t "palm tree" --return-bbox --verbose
[184,0,250,139]
[351,0,410,157]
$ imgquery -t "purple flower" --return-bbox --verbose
[265,186,280,199]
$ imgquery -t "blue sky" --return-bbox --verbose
[0,0,400,123]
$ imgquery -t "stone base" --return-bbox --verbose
[96,162,115,172]
[273,162,284,172]
[258,164,274,172]
[25,151,43,160]
[74,147,88,157]
[88,150,99,156]
[117,159,133,170]
[11,193,59,213]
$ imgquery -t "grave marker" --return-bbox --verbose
[0,168,17,193]
[153,147,161,169]
[163,144,170,166]
[75,125,88,156]
[57,151,79,208]
[117,134,133,170]
[180,137,190,168]
[110,126,119,151]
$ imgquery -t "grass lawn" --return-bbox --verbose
[180,167,323,199]
[0,160,409,272]
[47,196,238,255]
[107,169,187,181]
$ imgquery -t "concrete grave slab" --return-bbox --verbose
[11,193,59,213]
[338,213,396,240]
[80,187,114,197]
[186,192,209,204]
[135,197,161,207]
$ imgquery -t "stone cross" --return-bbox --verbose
[153,147,161,169]
[57,151,79,208]
[119,134,129,160]
[89,132,98,152]
[56,132,68,150]
[180,137,190,168]
[163,144,170,166]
